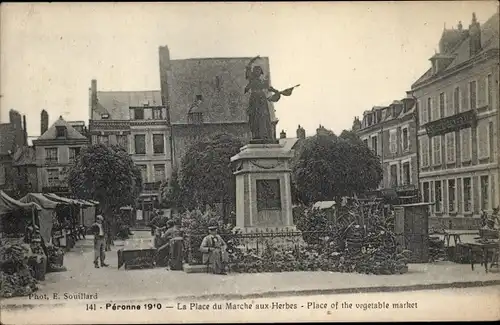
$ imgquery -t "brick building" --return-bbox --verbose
[409,11,499,229]
[354,98,419,201]
[0,110,28,196]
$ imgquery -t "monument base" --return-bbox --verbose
[231,143,296,230]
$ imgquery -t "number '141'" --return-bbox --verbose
[86,303,96,311]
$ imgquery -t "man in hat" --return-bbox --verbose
[90,215,109,268]
[199,220,228,275]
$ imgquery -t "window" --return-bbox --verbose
[134,135,146,154]
[45,148,58,163]
[402,127,409,151]
[215,76,222,91]
[428,97,435,121]
[445,132,456,163]
[153,134,164,154]
[448,179,456,212]
[432,136,442,165]
[439,92,445,118]
[152,108,163,120]
[469,80,477,109]
[371,135,378,155]
[420,136,430,167]
[389,129,397,154]
[460,128,472,161]
[390,164,398,187]
[56,126,67,138]
[453,86,460,114]
[363,139,368,147]
[402,161,411,185]
[477,120,490,160]
[137,165,147,184]
[423,182,430,202]
[480,175,489,210]
[419,100,428,125]
[463,177,472,213]
[134,108,144,120]
[434,180,442,212]
[116,135,128,148]
[486,74,493,107]
[98,135,109,145]
[47,168,60,186]
[154,164,166,182]
[256,179,282,210]
[69,147,80,163]
[101,114,109,119]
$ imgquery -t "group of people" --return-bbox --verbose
[152,216,229,275]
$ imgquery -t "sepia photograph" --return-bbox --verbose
[0,1,499,323]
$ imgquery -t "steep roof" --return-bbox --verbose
[92,90,162,120]
[37,116,87,141]
[166,57,277,124]
[0,123,15,155]
[279,137,300,152]
[413,11,499,88]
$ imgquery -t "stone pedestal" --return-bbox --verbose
[230,143,297,232]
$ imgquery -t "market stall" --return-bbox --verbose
[19,193,59,244]
[43,193,82,250]
[0,191,44,298]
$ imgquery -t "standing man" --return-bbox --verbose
[91,215,109,268]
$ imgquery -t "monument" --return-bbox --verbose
[231,56,300,232]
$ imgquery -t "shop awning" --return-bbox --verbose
[20,193,59,209]
[0,190,41,215]
[44,193,81,206]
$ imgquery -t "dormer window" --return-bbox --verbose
[101,113,109,119]
[56,126,67,138]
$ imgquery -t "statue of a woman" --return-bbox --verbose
[245,56,299,142]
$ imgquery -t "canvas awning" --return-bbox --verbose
[44,193,81,206]
[20,193,59,209]
[75,199,95,207]
[87,199,100,205]
[0,190,41,215]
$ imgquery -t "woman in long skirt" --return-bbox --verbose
[199,224,228,275]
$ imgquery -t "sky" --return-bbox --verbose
[1,1,498,139]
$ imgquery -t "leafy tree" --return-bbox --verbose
[293,130,382,205]
[179,133,243,220]
[68,144,142,236]
[160,168,182,210]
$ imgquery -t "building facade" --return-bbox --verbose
[33,115,89,195]
[410,12,499,229]
[354,98,419,200]
[88,80,171,221]
[0,110,29,196]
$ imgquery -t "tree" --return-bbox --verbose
[179,133,243,221]
[68,144,142,236]
[293,130,382,205]
[160,168,182,210]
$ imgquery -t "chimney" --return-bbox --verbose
[91,79,97,114]
[41,110,49,135]
[352,117,361,132]
[469,13,482,56]
[296,125,306,139]
[22,115,28,146]
[457,21,463,31]
[280,130,287,139]
[159,46,171,108]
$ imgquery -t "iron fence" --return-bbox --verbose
[183,229,434,265]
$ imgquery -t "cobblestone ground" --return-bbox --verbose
[2,231,500,306]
